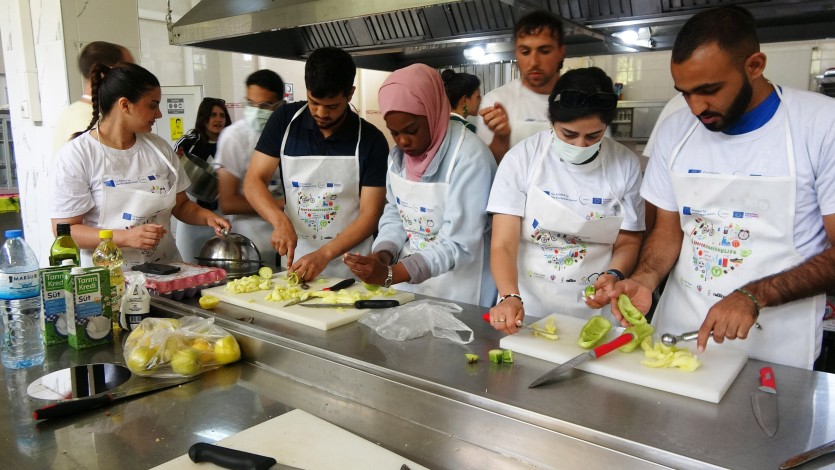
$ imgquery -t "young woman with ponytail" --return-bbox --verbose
[50,62,230,267]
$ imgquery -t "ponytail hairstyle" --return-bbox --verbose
[72,62,160,139]
[441,69,481,113]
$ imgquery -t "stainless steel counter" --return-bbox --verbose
[2,294,834,469]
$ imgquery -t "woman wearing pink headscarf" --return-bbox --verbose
[343,64,497,306]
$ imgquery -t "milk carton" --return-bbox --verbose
[65,266,112,349]
[39,260,75,345]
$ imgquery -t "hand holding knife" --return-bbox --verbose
[283,278,356,307]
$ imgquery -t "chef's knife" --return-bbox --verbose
[480,312,558,338]
[779,438,835,469]
[300,299,400,309]
[283,278,356,307]
[750,366,779,437]
[528,333,634,388]
[189,442,303,470]
[33,375,200,420]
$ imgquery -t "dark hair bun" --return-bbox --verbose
[441,69,456,83]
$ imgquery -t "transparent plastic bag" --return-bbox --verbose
[123,316,241,378]
[358,299,474,344]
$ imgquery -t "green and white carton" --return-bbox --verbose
[65,266,112,349]
[39,261,76,345]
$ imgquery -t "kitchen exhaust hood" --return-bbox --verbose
[170,0,835,71]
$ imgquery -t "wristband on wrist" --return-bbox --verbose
[605,269,625,281]
[383,265,394,288]
[734,288,761,317]
[499,293,523,304]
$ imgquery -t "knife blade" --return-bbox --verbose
[283,278,357,307]
[528,333,634,388]
[779,438,835,469]
[300,299,400,309]
[480,312,558,338]
[750,366,779,437]
[189,442,303,470]
[33,375,200,420]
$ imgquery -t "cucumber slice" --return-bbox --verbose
[488,349,503,364]
[465,353,479,363]
[258,266,273,279]
[577,316,612,349]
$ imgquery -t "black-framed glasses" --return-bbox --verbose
[554,90,618,110]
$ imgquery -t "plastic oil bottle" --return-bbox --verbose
[91,230,125,331]
[48,223,80,266]
[0,230,45,369]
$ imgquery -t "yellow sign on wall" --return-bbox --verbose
[170,117,184,140]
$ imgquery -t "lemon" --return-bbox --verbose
[199,295,220,310]
[258,266,273,279]
[191,337,214,364]
[126,346,158,374]
[212,336,241,364]
[170,348,201,376]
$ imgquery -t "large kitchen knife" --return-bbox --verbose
[779,438,835,469]
[301,299,400,309]
[283,278,356,307]
[751,366,779,437]
[33,375,200,420]
[189,442,303,470]
[528,332,634,388]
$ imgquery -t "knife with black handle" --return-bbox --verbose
[189,442,303,470]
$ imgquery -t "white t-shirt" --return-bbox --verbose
[488,131,645,232]
[214,119,283,204]
[642,87,835,259]
[476,79,551,149]
[50,132,190,227]
[52,100,93,155]
[642,93,688,158]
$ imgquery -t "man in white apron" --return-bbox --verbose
[477,11,565,163]
[614,7,835,369]
[214,70,286,269]
[244,47,389,281]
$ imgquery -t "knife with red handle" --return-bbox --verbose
[528,333,634,388]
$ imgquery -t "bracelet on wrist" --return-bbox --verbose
[605,269,625,281]
[499,293,523,304]
[734,288,761,317]
[383,265,394,288]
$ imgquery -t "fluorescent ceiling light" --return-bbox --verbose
[463,46,485,60]
[613,29,640,45]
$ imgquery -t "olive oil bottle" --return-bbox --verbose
[48,223,80,266]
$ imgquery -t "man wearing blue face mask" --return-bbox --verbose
[214,69,286,269]
[487,67,645,330]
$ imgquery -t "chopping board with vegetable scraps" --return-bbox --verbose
[501,313,747,403]
[201,275,414,331]
[153,409,428,469]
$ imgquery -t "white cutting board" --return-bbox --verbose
[201,276,415,331]
[153,409,427,470]
[501,313,747,403]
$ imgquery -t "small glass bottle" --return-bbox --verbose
[48,223,80,266]
[91,230,125,331]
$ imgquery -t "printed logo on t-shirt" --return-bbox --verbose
[686,217,753,285]
[291,181,343,237]
[396,196,438,250]
[529,219,587,275]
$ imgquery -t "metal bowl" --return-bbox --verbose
[180,151,219,202]
[195,233,262,279]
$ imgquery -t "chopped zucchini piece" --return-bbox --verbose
[577,316,612,349]
[584,285,596,298]
[465,353,479,364]
[488,349,504,364]
[618,323,655,353]
[617,294,647,326]
[258,266,273,279]
[501,349,514,363]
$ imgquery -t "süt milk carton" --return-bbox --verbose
[65,266,112,349]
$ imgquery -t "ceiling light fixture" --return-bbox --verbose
[613,29,640,45]
[463,46,486,61]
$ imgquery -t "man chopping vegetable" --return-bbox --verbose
[244,47,389,281]
[610,6,835,369]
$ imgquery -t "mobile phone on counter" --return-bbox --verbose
[132,263,181,275]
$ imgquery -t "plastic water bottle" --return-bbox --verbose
[92,230,125,331]
[48,223,80,266]
[0,230,45,369]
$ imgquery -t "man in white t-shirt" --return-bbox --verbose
[613,6,835,369]
[477,11,565,163]
[52,41,134,155]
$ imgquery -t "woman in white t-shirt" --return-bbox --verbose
[50,62,230,267]
[487,67,645,333]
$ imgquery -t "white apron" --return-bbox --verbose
[518,140,624,319]
[654,87,822,369]
[389,129,484,304]
[82,133,181,268]
[280,105,370,278]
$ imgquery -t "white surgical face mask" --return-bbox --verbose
[550,130,602,165]
[244,106,273,133]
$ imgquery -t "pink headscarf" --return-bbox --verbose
[378,64,451,181]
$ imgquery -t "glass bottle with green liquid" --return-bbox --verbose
[91,230,125,330]
[48,223,80,266]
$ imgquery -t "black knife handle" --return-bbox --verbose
[33,394,113,420]
[356,299,400,309]
[325,278,356,291]
[189,442,277,470]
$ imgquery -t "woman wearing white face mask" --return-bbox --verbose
[487,67,645,333]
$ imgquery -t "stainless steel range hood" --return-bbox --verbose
[171,0,835,71]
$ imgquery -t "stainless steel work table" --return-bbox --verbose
[2,294,834,469]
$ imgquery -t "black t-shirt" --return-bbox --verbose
[255,101,389,187]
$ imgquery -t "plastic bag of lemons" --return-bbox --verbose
[124,316,241,378]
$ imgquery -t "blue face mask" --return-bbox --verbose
[244,106,273,133]
[550,130,602,164]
